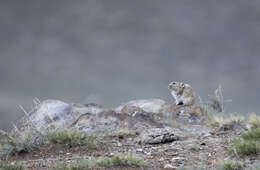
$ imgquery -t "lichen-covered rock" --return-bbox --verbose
[114,98,167,113]
[71,103,105,117]
[14,98,206,144]
[140,127,184,144]
[72,110,165,134]
[28,100,73,131]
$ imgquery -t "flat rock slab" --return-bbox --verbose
[114,98,167,113]
[140,127,184,144]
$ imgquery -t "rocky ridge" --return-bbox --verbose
[1,98,258,169]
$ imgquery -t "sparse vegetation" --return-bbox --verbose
[46,129,100,148]
[190,144,200,151]
[1,90,259,169]
[0,128,101,158]
[230,128,260,156]
[0,161,24,170]
[216,160,245,170]
[103,128,137,138]
[177,166,206,170]
[248,113,260,129]
[241,128,260,141]
[199,85,231,115]
[0,130,37,158]
[210,114,244,130]
[56,154,146,170]
[198,85,233,128]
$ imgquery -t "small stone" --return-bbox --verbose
[159,157,165,161]
[164,164,175,169]
[109,152,114,157]
[171,157,185,162]
[117,142,122,147]
[201,133,211,139]
[136,148,143,153]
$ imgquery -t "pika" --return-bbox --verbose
[168,81,195,106]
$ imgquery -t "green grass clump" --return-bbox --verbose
[46,129,100,148]
[177,166,206,170]
[229,128,260,156]
[103,154,146,167]
[0,130,36,158]
[230,139,259,156]
[248,113,260,129]
[216,160,245,170]
[0,161,24,170]
[209,114,244,130]
[189,145,200,151]
[56,154,146,170]
[103,128,136,138]
[241,128,260,141]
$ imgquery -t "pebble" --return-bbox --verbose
[108,152,114,157]
[136,148,143,153]
[201,133,211,139]
[159,157,165,161]
[164,164,176,169]
[172,157,185,165]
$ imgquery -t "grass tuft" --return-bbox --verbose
[0,161,24,170]
[56,154,146,170]
[189,145,200,151]
[177,166,206,170]
[210,114,244,130]
[248,113,260,129]
[46,129,100,149]
[241,128,260,141]
[0,130,37,158]
[229,128,260,156]
[216,160,245,170]
[103,128,137,138]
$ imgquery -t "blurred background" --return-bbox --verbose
[0,0,259,129]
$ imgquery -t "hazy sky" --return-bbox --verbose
[0,0,259,129]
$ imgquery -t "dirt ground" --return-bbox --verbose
[6,124,257,170]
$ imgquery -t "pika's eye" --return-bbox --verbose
[172,82,176,84]
[181,83,185,87]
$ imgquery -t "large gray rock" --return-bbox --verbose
[140,127,184,144]
[114,98,167,113]
[29,100,73,131]
[72,110,165,134]
[71,103,105,115]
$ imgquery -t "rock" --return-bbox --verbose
[164,164,176,169]
[119,105,144,116]
[114,98,167,113]
[171,157,185,164]
[201,133,211,139]
[71,103,105,115]
[136,148,143,153]
[27,100,73,131]
[140,127,184,144]
[117,142,122,147]
[72,107,165,134]
[73,111,119,133]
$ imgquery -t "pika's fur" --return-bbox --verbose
[168,81,195,106]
